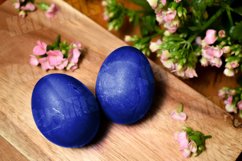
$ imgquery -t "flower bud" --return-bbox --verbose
[223,68,235,77]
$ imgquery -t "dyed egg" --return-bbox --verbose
[31,74,100,147]
[96,46,155,124]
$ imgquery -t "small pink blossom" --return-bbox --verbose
[14,2,20,9]
[69,48,81,64]
[161,59,175,69]
[224,96,233,105]
[182,148,191,158]
[21,2,36,11]
[188,141,197,153]
[160,50,170,60]
[39,57,54,71]
[56,59,68,70]
[29,55,39,66]
[149,39,162,52]
[171,111,187,121]
[200,57,209,67]
[175,132,189,150]
[237,100,242,110]
[47,50,64,66]
[161,0,167,5]
[18,10,26,18]
[204,29,217,45]
[218,30,226,38]
[210,57,222,68]
[147,0,158,9]
[45,3,59,18]
[222,46,231,53]
[33,41,47,56]
[184,67,198,78]
[225,104,236,113]
[163,9,177,22]
[226,60,239,69]
[202,46,223,59]
[174,0,182,3]
[195,36,202,45]
[224,68,235,77]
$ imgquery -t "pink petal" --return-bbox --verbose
[39,57,54,71]
[161,0,167,5]
[14,2,20,9]
[69,48,81,64]
[21,2,36,11]
[182,148,191,158]
[204,29,217,45]
[56,59,68,70]
[45,3,59,18]
[237,100,242,110]
[70,64,78,71]
[47,50,63,66]
[29,55,39,66]
[188,141,197,153]
[171,111,187,121]
[33,41,47,56]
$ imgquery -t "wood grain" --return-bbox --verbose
[0,0,241,161]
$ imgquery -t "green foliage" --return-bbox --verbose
[184,127,212,156]
[230,21,242,42]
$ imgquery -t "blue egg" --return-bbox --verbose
[96,46,155,124]
[31,74,100,147]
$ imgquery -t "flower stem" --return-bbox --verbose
[188,8,225,43]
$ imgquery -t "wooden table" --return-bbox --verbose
[0,0,241,160]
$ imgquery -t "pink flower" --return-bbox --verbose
[171,111,187,121]
[204,29,217,45]
[188,141,197,153]
[21,2,36,11]
[33,41,47,56]
[160,50,170,60]
[147,0,158,9]
[56,59,68,70]
[175,0,182,3]
[69,48,81,64]
[202,46,223,59]
[161,0,167,5]
[163,9,177,22]
[175,132,189,150]
[226,60,239,69]
[39,57,54,71]
[18,10,26,18]
[225,104,236,113]
[210,57,222,68]
[184,67,198,78]
[224,96,233,105]
[200,57,209,67]
[29,55,39,66]
[182,148,191,158]
[161,59,175,69]
[224,68,235,77]
[47,50,64,66]
[72,42,82,49]
[14,2,20,9]
[218,89,226,98]
[222,46,231,54]
[195,36,202,45]
[45,3,59,18]
[149,39,162,52]
[237,100,242,110]
[218,30,226,38]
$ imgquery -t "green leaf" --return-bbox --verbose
[230,21,242,42]
[140,15,157,36]
[129,0,152,11]
[232,7,242,16]
[37,2,49,11]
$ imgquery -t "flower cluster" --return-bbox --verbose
[30,35,83,71]
[219,87,242,119]
[175,127,211,158]
[38,2,59,18]
[147,0,185,35]
[14,0,36,17]
[13,0,58,18]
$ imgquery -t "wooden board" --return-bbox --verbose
[0,0,241,160]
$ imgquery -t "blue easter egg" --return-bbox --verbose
[96,46,155,124]
[32,74,100,147]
